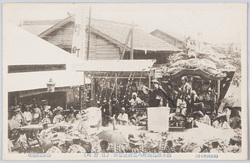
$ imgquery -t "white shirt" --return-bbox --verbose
[117,113,128,124]
[129,97,142,107]
[23,111,32,122]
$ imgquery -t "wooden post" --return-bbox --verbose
[80,72,86,110]
[115,73,118,100]
[79,85,82,110]
[91,77,95,107]
[149,70,151,89]
[217,80,220,102]
[130,21,134,60]
[86,7,91,61]
[65,91,68,110]
[14,93,18,105]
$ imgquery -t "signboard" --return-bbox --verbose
[147,107,170,132]
[71,11,86,59]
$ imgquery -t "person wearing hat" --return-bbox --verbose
[31,103,42,124]
[212,113,231,129]
[65,110,76,124]
[117,107,128,125]
[13,106,25,125]
[40,100,52,121]
[148,79,170,107]
[52,107,64,124]
[193,110,211,126]
[179,76,192,100]
[101,100,110,127]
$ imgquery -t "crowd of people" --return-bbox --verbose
[7,76,241,154]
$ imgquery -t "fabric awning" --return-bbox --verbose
[75,60,155,78]
[4,24,86,92]
[75,60,155,72]
[7,71,85,92]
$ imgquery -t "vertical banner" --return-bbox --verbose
[71,10,86,60]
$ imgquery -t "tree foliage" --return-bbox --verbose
[212,44,241,87]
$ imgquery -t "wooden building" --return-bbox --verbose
[21,16,180,65]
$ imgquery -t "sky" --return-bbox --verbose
[3,3,246,44]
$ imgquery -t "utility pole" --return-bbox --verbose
[130,21,134,60]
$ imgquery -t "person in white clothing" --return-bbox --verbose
[212,114,231,129]
[23,105,32,125]
[129,92,142,108]
[117,107,128,125]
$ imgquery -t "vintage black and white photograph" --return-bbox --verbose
[2,3,248,160]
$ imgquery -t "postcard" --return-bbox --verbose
[2,2,248,160]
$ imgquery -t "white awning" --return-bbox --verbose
[4,24,86,92]
[75,60,155,72]
[7,70,85,92]
[4,25,82,66]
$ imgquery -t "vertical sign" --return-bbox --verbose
[147,107,170,132]
[71,10,86,60]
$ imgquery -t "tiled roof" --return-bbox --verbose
[90,19,180,52]
[21,16,181,52]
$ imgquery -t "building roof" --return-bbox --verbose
[90,19,180,52]
[151,29,186,44]
[20,19,62,36]
[22,16,181,52]
[4,25,86,92]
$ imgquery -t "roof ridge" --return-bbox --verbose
[21,19,63,26]
[91,18,138,27]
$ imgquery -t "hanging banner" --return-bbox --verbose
[71,10,86,60]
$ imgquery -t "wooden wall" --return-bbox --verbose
[42,21,121,60]
[86,33,120,60]
[43,22,74,50]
